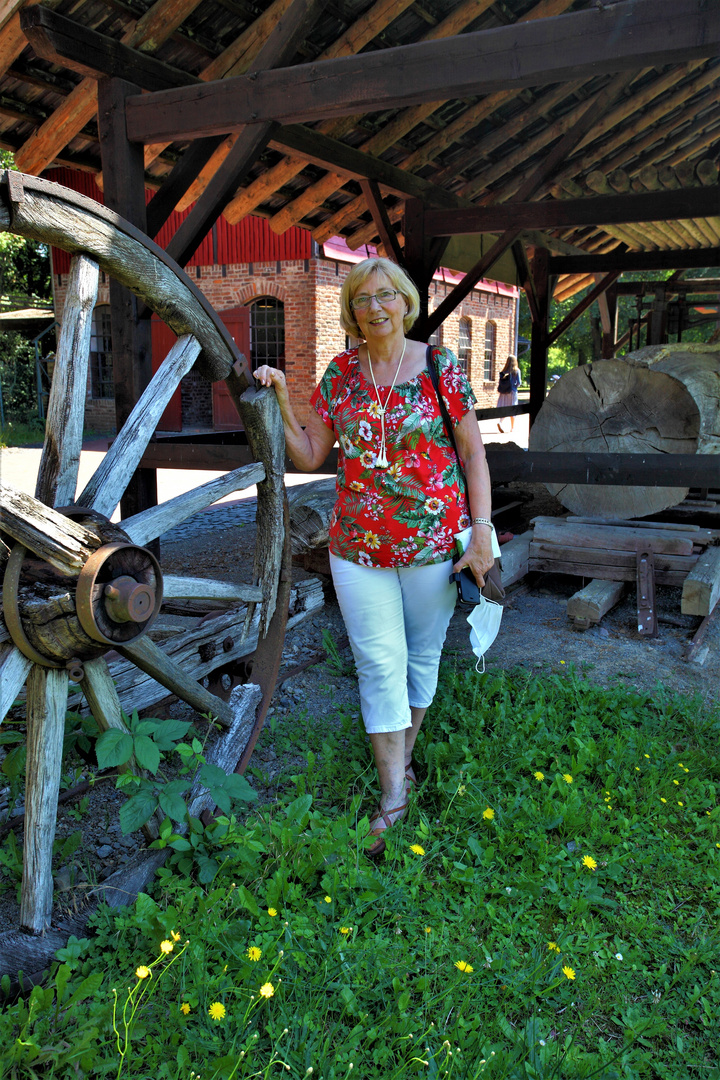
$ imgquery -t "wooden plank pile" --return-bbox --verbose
[529,515,720,630]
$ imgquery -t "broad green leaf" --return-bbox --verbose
[119,791,158,834]
[222,773,257,803]
[236,885,259,916]
[158,788,188,822]
[1,744,26,779]
[66,972,103,1008]
[213,788,232,815]
[152,718,193,751]
[169,836,192,851]
[95,730,134,770]
[196,855,220,884]
[199,762,227,788]
[284,793,313,825]
[133,734,161,775]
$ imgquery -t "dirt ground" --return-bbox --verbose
[2,473,719,936]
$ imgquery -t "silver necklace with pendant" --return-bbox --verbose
[367,338,407,469]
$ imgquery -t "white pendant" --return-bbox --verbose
[376,452,389,469]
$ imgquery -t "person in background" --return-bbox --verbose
[253,256,494,856]
[496,354,521,433]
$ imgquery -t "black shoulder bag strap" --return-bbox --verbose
[425,345,505,602]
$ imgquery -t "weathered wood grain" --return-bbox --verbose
[287,476,335,552]
[567,579,625,626]
[76,335,201,518]
[531,522,695,556]
[2,184,235,380]
[499,530,533,589]
[527,349,720,517]
[20,666,68,933]
[231,386,286,635]
[35,254,98,508]
[162,576,264,603]
[120,459,265,546]
[118,634,236,728]
[0,643,32,723]
[187,682,262,819]
[681,545,720,617]
[529,540,698,572]
[0,483,101,574]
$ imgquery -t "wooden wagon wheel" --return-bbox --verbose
[0,171,293,942]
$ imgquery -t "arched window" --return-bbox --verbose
[250,296,285,370]
[457,317,471,374]
[484,322,496,381]
[90,305,113,398]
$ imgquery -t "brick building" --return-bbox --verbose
[48,169,518,434]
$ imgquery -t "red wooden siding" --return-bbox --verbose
[46,167,312,274]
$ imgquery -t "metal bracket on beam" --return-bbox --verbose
[636,548,657,636]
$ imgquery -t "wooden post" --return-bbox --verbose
[529,246,550,428]
[600,280,619,358]
[649,284,668,345]
[97,77,158,524]
[404,198,429,334]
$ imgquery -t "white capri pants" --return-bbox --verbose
[329,553,457,734]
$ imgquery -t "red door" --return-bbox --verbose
[213,306,251,429]
[151,315,182,431]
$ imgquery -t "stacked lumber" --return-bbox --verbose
[529,516,718,591]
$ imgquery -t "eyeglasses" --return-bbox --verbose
[350,289,398,311]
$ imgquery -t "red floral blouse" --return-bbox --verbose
[310,345,476,568]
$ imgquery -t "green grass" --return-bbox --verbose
[1,665,719,1079]
[0,417,46,447]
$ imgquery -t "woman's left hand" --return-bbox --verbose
[453,530,495,587]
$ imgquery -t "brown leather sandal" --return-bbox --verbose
[366,799,408,858]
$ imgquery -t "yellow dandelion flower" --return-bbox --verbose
[660,797,667,803]
[247,946,262,962]
[425,927,432,934]
[562,774,573,784]
[171,931,181,942]
[582,855,598,871]
[339,927,351,935]
[678,801,684,807]
[208,1001,226,1021]
[560,660,565,664]
[267,907,277,917]
[180,1002,191,1015]
[135,966,151,980]
[260,982,275,998]
[160,939,173,954]
[547,942,561,953]
[644,754,650,759]
[454,960,474,973]
[562,965,576,980]
[678,763,684,768]
[683,767,689,773]
[458,785,466,795]
[534,771,545,781]
[324,896,332,904]
[635,767,640,772]
[673,780,679,786]
[483,807,495,821]
[410,843,426,856]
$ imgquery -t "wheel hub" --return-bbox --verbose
[3,516,163,669]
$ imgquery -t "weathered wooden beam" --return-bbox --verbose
[124,0,720,142]
[163,0,322,268]
[550,249,720,274]
[424,186,720,236]
[360,179,403,264]
[20,5,199,91]
[97,76,158,524]
[14,0,204,176]
[547,270,621,346]
[487,451,720,487]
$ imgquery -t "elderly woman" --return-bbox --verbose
[254,257,493,855]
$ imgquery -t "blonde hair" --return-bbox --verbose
[501,354,519,373]
[340,257,420,338]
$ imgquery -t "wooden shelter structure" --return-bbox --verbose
[0,0,719,499]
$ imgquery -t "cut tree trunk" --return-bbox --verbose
[528,344,720,518]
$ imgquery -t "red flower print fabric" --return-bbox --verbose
[310,346,476,567]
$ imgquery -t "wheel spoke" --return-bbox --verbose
[0,483,101,575]
[118,634,234,727]
[35,255,99,508]
[121,460,264,546]
[20,666,68,933]
[76,335,202,518]
[0,644,32,724]
[162,575,263,603]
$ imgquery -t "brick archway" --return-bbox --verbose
[234,280,289,306]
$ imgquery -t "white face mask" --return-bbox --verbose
[466,598,503,672]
